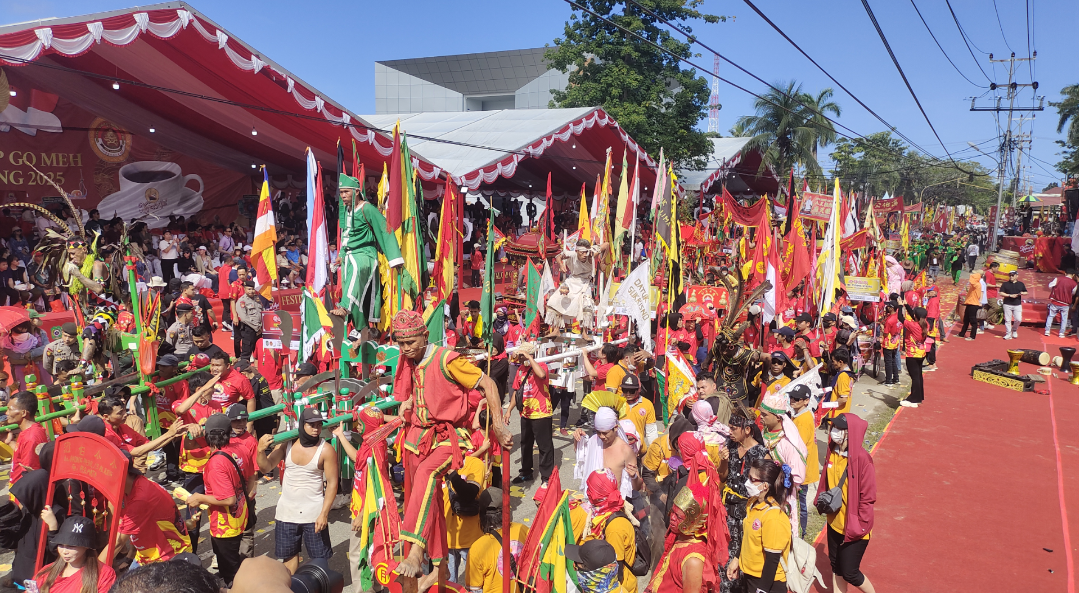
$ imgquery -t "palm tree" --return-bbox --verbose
[1051,84,1079,146]
[728,119,752,137]
[801,87,841,160]
[735,81,834,177]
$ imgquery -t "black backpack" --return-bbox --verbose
[603,511,652,578]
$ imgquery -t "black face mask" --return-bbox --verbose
[298,423,322,448]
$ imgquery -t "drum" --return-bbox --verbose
[1018,349,1051,366]
[1060,347,1076,372]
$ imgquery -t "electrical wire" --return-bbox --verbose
[943,0,993,82]
[991,0,1014,53]
[907,0,987,88]
[1026,0,1034,83]
[858,0,965,168]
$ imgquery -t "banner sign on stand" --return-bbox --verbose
[846,277,881,302]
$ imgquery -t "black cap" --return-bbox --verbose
[226,403,249,420]
[1008,269,1018,276]
[52,516,97,549]
[61,322,77,336]
[770,351,793,366]
[176,303,194,313]
[774,327,795,339]
[829,414,848,429]
[157,354,180,367]
[233,358,252,372]
[299,407,324,425]
[788,384,812,401]
[620,373,641,391]
[242,280,255,288]
[204,413,231,435]
[822,312,837,322]
[72,415,106,437]
[478,488,503,510]
[565,540,616,571]
[795,313,813,323]
[296,362,318,377]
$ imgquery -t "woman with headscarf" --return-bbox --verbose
[957,271,982,340]
[716,408,768,593]
[690,400,730,463]
[884,255,904,297]
[758,392,808,536]
[7,442,68,587]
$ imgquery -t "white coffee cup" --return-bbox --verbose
[118,160,203,201]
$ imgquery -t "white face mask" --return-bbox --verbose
[744,480,762,497]
[830,429,847,444]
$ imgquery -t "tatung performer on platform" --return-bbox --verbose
[389,310,512,588]
[556,238,608,332]
[332,174,404,328]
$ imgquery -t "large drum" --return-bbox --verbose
[1018,349,1051,366]
[994,249,1020,274]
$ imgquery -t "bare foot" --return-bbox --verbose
[395,545,425,578]
[416,570,439,592]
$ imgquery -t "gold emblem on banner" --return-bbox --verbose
[89,117,132,163]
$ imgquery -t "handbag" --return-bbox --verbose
[976,307,987,321]
[814,467,848,515]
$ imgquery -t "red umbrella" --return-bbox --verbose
[0,306,31,333]
[678,302,715,321]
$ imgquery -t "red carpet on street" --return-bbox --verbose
[809,314,1079,592]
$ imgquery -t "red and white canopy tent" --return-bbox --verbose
[678,137,780,198]
[0,2,442,223]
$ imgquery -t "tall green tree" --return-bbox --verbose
[546,0,726,169]
[733,80,839,177]
[1050,84,1079,176]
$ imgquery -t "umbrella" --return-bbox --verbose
[1017,194,1042,204]
[0,306,30,333]
[678,302,715,321]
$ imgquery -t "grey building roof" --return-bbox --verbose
[376,48,552,96]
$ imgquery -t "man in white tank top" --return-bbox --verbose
[257,407,339,573]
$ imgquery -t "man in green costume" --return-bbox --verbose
[331,174,403,328]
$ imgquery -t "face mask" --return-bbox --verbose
[830,429,846,444]
[744,480,762,497]
[298,424,322,448]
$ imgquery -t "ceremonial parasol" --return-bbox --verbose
[0,306,30,333]
[678,302,715,321]
[1017,194,1042,204]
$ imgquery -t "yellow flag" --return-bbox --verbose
[577,183,591,242]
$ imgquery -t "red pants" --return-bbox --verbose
[400,443,453,564]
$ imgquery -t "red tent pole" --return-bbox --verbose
[501,449,511,593]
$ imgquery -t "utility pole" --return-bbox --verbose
[970,52,1044,250]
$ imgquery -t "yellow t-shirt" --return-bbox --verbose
[626,398,656,444]
[643,435,673,481]
[824,452,870,539]
[605,363,628,395]
[740,502,792,582]
[791,410,820,485]
[465,523,529,593]
[828,371,853,418]
[445,457,486,550]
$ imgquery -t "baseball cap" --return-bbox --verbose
[770,351,793,366]
[620,373,641,391]
[157,354,180,367]
[795,312,813,323]
[204,414,231,435]
[565,540,617,571]
[477,488,503,510]
[226,403,249,421]
[829,414,848,429]
[773,327,795,339]
[296,362,318,377]
[299,407,325,425]
[788,384,812,401]
[52,516,97,549]
[1008,269,1018,276]
[233,359,252,372]
[822,313,837,322]
[71,415,106,437]
[190,353,211,369]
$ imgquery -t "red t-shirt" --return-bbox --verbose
[119,476,190,563]
[203,452,248,538]
[104,423,149,453]
[512,363,551,420]
[36,563,115,593]
[212,367,254,409]
[229,280,245,301]
[471,253,484,270]
[470,428,501,458]
[593,361,615,384]
[173,399,218,473]
[926,285,941,318]
[222,432,258,481]
[984,270,998,299]
[10,423,47,485]
[254,340,284,392]
[217,264,233,299]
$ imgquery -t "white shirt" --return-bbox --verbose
[159,239,179,259]
[967,244,980,257]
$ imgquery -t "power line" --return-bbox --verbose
[943,0,993,83]
[907,0,988,88]
[858,0,964,167]
[991,0,1014,53]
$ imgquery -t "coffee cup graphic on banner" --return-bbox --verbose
[97,160,204,227]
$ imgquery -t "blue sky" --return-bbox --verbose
[3,0,1075,191]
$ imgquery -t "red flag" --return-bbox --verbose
[516,470,563,593]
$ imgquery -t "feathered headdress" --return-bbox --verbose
[714,272,772,346]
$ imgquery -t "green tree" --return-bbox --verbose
[1050,84,1079,176]
[546,0,726,169]
[734,81,840,177]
